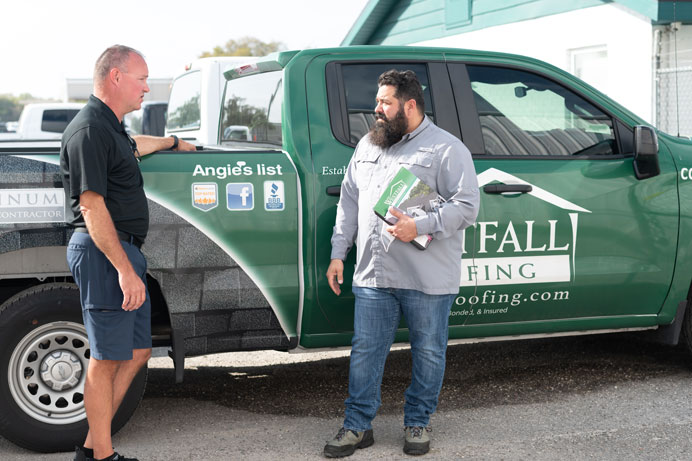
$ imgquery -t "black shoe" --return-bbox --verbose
[96,452,138,461]
[74,445,93,461]
[324,427,375,458]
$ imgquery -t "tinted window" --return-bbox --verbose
[221,71,283,146]
[467,66,616,156]
[167,71,201,132]
[125,103,167,136]
[341,63,433,144]
[41,109,80,133]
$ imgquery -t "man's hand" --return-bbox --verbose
[80,191,146,311]
[386,207,418,242]
[175,138,196,151]
[119,268,146,311]
[327,259,344,296]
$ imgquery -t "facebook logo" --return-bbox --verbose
[226,183,254,210]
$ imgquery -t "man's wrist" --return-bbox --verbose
[170,135,179,150]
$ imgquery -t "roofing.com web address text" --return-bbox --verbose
[451,289,570,316]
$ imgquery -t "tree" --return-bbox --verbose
[167,94,201,130]
[0,94,24,122]
[199,36,285,58]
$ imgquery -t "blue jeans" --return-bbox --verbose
[344,287,454,431]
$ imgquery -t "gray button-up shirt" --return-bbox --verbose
[331,116,480,295]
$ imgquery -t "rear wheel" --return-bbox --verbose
[0,283,147,453]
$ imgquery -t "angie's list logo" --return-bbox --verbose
[461,168,591,287]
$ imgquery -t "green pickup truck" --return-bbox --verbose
[1,46,691,452]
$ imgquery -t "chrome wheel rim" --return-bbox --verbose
[8,321,89,425]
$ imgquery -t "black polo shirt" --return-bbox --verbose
[60,95,149,241]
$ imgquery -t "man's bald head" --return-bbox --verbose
[93,45,144,88]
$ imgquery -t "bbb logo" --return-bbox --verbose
[226,183,254,210]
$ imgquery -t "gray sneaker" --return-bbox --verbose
[324,427,374,458]
[404,426,431,455]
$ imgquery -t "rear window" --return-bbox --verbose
[41,109,80,133]
[220,71,283,146]
[167,71,201,132]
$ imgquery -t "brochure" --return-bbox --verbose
[373,166,443,250]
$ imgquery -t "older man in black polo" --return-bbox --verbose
[61,45,194,461]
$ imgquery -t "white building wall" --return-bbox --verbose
[415,4,653,123]
[64,78,173,103]
[655,24,692,136]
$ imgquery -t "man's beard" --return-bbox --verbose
[369,107,408,148]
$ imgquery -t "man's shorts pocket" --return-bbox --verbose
[67,232,126,310]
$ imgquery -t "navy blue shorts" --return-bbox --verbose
[67,232,152,361]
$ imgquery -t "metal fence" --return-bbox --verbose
[656,66,692,137]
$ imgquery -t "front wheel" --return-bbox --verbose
[0,283,147,453]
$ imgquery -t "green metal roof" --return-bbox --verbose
[342,0,692,46]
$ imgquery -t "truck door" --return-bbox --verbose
[305,56,459,346]
[447,62,678,333]
[141,66,302,342]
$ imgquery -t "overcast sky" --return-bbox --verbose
[1,0,369,99]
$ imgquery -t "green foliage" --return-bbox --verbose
[222,95,282,145]
[222,95,268,133]
[0,94,25,122]
[409,179,434,199]
[199,36,285,58]
[167,94,201,130]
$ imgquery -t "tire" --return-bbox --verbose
[0,283,147,453]
[682,302,692,354]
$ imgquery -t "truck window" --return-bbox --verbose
[167,71,201,132]
[467,65,616,156]
[40,109,80,133]
[340,63,434,145]
[467,65,617,156]
[125,103,168,136]
[221,71,283,146]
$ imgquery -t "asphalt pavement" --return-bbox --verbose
[3,333,692,460]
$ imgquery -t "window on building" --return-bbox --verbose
[570,45,609,94]
[467,65,616,156]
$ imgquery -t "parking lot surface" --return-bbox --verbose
[2,334,692,460]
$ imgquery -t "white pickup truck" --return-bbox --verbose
[0,103,84,140]
[165,56,255,145]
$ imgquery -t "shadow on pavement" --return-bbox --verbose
[144,333,692,417]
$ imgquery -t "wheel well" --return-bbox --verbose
[0,277,73,307]
[0,274,173,346]
[146,274,173,346]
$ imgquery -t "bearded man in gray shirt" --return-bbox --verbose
[324,69,479,458]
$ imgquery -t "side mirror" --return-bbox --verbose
[633,125,660,180]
